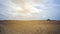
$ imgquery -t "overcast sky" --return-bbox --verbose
[0,0,60,20]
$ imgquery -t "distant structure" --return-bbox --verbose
[47,19,51,21]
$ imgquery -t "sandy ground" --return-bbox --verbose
[0,20,60,34]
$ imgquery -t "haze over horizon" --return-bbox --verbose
[0,0,60,20]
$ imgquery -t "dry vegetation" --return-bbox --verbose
[0,20,60,34]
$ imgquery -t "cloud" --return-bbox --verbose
[0,0,60,20]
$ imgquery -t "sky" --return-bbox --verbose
[0,0,60,20]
